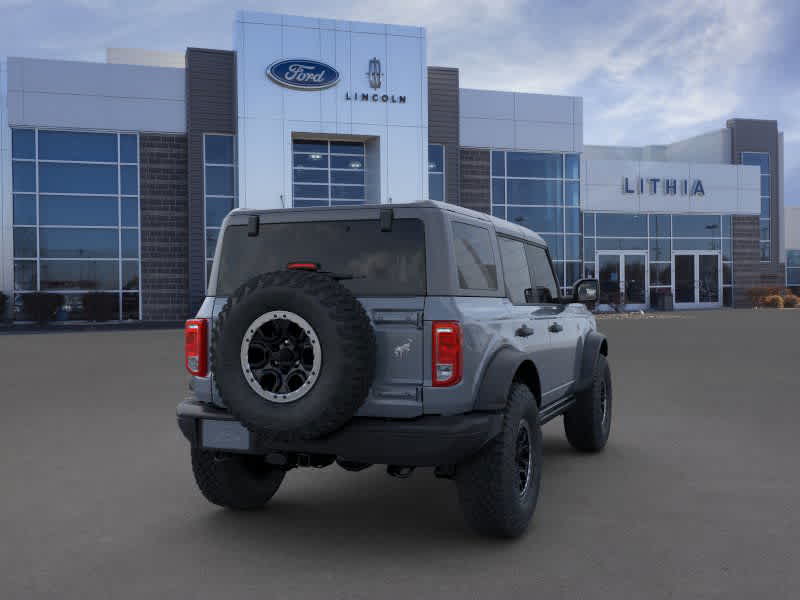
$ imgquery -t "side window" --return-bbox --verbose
[525,244,560,303]
[498,236,532,304]
[452,222,498,290]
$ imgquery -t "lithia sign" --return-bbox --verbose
[267,57,406,104]
[623,177,705,196]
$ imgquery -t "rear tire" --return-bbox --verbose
[191,449,285,510]
[564,354,612,452]
[456,383,541,538]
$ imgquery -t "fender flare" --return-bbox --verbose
[575,331,608,393]
[473,346,540,412]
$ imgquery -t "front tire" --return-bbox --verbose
[191,449,285,510]
[456,383,542,538]
[564,354,612,452]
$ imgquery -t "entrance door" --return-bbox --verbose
[672,252,721,309]
[596,252,648,310]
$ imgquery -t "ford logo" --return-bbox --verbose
[266,59,340,90]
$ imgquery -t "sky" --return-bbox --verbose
[1,0,798,205]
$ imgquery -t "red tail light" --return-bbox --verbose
[432,321,462,387]
[287,262,319,271]
[185,319,208,376]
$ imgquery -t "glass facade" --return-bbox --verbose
[204,134,237,284]
[742,152,770,261]
[787,250,800,288]
[428,144,444,201]
[491,150,580,292]
[291,140,366,208]
[11,129,141,320]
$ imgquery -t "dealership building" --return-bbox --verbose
[0,11,794,321]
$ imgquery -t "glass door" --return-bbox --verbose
[672,252,721,309]
[598,254,621,305]
[674,254,695,304]
[596,252,648,310]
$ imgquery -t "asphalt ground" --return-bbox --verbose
[1,309,799,599]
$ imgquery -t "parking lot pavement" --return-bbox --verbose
[1,309,799,599]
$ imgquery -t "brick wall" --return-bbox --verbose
[732,215,787,307]
[428,67,460,205]
[139,134,189,321]
[459,149,490,214]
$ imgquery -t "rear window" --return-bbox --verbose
[215,219,426,296]
[452,222,498,290]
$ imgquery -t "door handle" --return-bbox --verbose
[515,324,534,337]
[548,322,563,333]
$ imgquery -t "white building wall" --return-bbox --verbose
[235,12,429,209]
[459,88,582,152]
[7,57,185,132]
[585,129,731,165]
[106,48,186,69]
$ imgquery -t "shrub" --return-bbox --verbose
[782,294,799,308]
[82,292,118,322]
[762,295,784,309]
[21,293,64,324]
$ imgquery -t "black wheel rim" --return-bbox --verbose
[516,420,533,497]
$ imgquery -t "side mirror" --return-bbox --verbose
[572,279,599,305]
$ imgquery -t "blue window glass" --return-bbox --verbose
[206,197,234,228]
[595,213,647,237]
[331,185,364,200]
[12,129,35,159]
[596,238,647,251]
[673,238,721,251]
[565,262,582,287]
[39,228,118,258]
[673,215,721,237]
[789,269,800,285]
[760,242,770,261]
[293,168,328,183]
[14,261,37,290]
[330,141,364,155]
[428,144,444,172]
[761,197,770,218]
[205,166,234,196]
[331,155,364,170]
[722,238,732,261]
[40,195,118,226]
[649,238,671,261]
[40,260,119,291]
[583,237,594,261]
[294,184,328,199]
[205,135,234,164]
[121,229,139,258]
[649,214,671,237]
[293,140,328,154]
[565,154,580,179]
[492,179,505,205]
[333,170,365,185]
[584,263,595,279]
[759,220,770,241]
[121,165,138,195]
[206,229,219,258]
[583,212,594,236]
[13,228,37,258]
[39,163,118,194]
[565,208,580,233]
[293,153,329,168]
[565,235,581,260]
[121,198,138,227]
[12,161,36,192]
[760,175,770,196]
[13,194,36,225]
[120,134,138,163]
[741,152,769,174]
[122,261,139,290]
[507,152,562,178]
[721,215,732,237]
[491,151,505,177]
[565,181,579,206]
[293,199,328,208]
[506,206,563,233]
[723,263,732,285]
[551,261,564,287]
[540,235,563,261]
[650,264,671,286]
[507,180,562,205]
[787,251,800,268]
[429,174,444,201]
[331,200,364,206]
[38,131,117,162]
[491,206,506,220]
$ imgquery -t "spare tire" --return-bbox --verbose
[211,270,376,440]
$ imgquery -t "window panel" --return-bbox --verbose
[491,205,506,220]
[12,161,36,192]
[39,228,118,258]
[787,267,800,285]
[507,179,562,205]
[293,153,329,168]
[650,263,671,286]
[673,238,721,251]
[122,293,140,321]
[13,227,37,258]
[506,206,563,233]
[540,235,563,261]
[583,237,595,262]
[205,197,234,228]
[583,212,595,236]
[428,144,444,172]
[205,135,235,164]
[40,260,119,290]
[12,129,35,159]
[120,134,138,163]
[565,207,580,233]
[721,215,732,237]
[14,261,37,290]
[507,152,562,178]
[761,197,770,218]
[38,131,117,162]
[206,229,219,259]
[452,222,498,290]
[491,151,505,177]
[649,214,671,237]
[723,287,732,307]
[295,184,329,199]
[332,155,364,169]
[121,229,139,259]
[39,163,118,194]
[121,198,139,227]
[565,235,581,260]
[293,199,328,208]
[565,154,580,180]
[492,179,505,205]
[595,213,647,237]
[330,141,364,155]
[565,262,582,287]
[205,165,235,196]
[723,263,732,285]
[741,152,769,174]
[122,261,139,290]
[760,242,770,261]
[498,237,532,304]
[331,185,364,200]
[39,195,118,226]
[121,165,138,195]
[332,170,365,185]
[293,168,328,184]
[584,263,595,279]
[672,214,721,237]
[649,238,671,261]
[565,181,579,206]
[293,140,328,154]
[759,219,770,241]
[760,175,770,196]
[429,173,444,201]
[13,194,36,225]
[787,251,800,268]
[596,238,647,251]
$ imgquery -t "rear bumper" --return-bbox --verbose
[176,399,502,466]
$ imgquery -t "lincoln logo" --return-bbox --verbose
[266,59,340,90]
[623,176,705,196]
[367,57,382,89]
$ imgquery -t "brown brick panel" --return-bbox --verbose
[428,67,460,205]
[459,148,490,214]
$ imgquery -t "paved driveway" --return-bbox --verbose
[1,309,799,599]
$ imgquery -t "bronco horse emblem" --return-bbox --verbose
[393,338,413,358]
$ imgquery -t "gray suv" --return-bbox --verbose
[178,200,611,538]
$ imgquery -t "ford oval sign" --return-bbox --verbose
[267,59,340,90]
